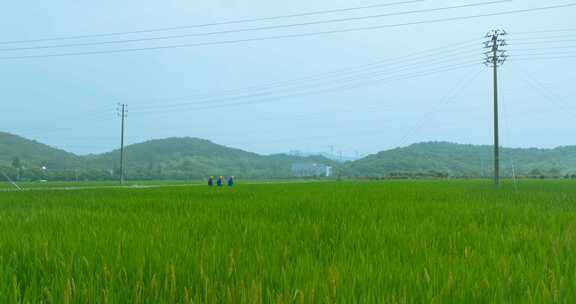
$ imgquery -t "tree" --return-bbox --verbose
[11,157,21,169]
[11,157,21,181]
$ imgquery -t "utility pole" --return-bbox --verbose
[117,103,128,185]
[511,160,518,190]
[484,30,507,187]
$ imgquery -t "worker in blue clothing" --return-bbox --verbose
[207,176,214,186]
[227,176,235,187]
[217,176,224,187]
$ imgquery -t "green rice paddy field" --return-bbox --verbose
[0,180,575,303]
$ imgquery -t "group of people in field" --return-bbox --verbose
[207,176,235,187]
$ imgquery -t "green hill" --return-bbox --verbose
[0,133,335,181]
[0,132,81,169]
[3,133,576,181]
[86,137,335,179]
[345,142,576,178]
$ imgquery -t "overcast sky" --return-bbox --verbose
[1,0,574,156]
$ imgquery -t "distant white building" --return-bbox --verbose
[325,166,333,177]
[291,163,332,177]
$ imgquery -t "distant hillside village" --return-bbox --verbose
[2,132,576,182]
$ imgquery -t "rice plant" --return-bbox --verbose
[0,180,575,303]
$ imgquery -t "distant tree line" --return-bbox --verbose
[4,165,573,183]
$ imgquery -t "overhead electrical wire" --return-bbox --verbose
[9,56,573,139]
[0,0,425,45]
[131,46,482,111]
[389,67,484,148]
[510,39,576,45]
[2,1,570,47]
[512,66,576,121]
[5,2,576,152]
[132,53,482,113]
[130,60,481,117]
[513,28,576,36]
[129,47,482,111]
[4,38,484,137]
[132,65,479,115]
[507,38,576,59]
[1,2,575,60]
[126,39,482,106]
[512,50,576,57]
[5,39,483,136]
[113,61,481,158]
[509,55,576,61]
[508,45,576,52]
[9,17,576,140]
[389,67,484,162]
[0,1,508,52]
[508,34,576,41]
[137,63,478,116]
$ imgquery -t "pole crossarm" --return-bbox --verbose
[484,30,508,67]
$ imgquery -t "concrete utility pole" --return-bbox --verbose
[117,103,128,185]
[484,30,507,187]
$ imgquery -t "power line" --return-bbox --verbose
[509,45,576,52]
[130,61,481,117]
[133,65,478,117]
[1,39,482,138]
[512,50,576,57]
[508,34,576,41]
[513,28,576,35]
[509,54,576,61]
[0,1,508,52]
[513,66,576,121]
[129,45,481,110]
[1,2,574,60]
[511,39,576,45]
[394,68,484,149]
[131,56,482,112]
[132,53,481,113]
[126,39,481,107]
[0,0,424,45]
[510,65,576,177]
[384,67,485,172]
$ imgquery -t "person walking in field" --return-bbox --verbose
[217,176,224,187]
[227,176,235,187]
[208,176,214,187]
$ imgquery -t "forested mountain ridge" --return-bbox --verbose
[344,142,576,178]
[0,134,335,180]
[1,133,575,181]
[86,137,335,179]
[0,132,82,169]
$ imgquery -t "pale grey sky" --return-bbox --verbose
[1,0,574,156]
